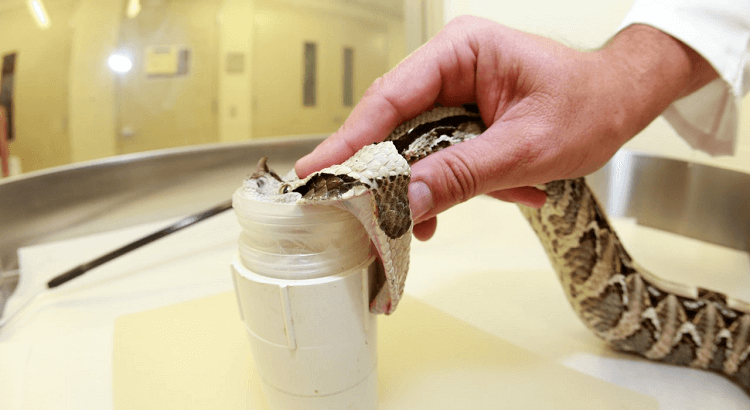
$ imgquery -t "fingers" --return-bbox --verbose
[405,115,551,221]
[408,180,434,221]
[412,217,438,241]
[486,186,547,208]
[411,187,544,242]
[295,16,496,178]
[411,186,544,242]
[294,85,420,178]
[411,185,545,242]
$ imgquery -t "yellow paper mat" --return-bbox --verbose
[113,292,657,409]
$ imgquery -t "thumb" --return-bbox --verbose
[486,187,547,208]
[406,124,547,221]
[407,138,490,222]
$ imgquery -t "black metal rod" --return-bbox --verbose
[47,200,233,288]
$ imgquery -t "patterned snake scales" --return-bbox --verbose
[246,105,750,393]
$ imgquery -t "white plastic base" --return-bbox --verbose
[261,368,378,410]
[232,259,378,410]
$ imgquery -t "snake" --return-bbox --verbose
[243,105,750,394]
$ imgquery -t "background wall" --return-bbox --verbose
[251,0,399,138]
[442,0,750,174]
[2,0,747,174]
[115,0,220,155]
[68,0,123,163]
[1,0,74,171]
[0,0,404,173]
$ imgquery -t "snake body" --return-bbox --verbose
[246,105,750,393]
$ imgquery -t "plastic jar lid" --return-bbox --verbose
[233,188,371,280]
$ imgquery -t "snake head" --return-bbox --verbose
[243,157,287,198]
[250,157,283,181]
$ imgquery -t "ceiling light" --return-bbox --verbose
[27,0,50,29]
[108,53,133,74]
[126,0,141,19]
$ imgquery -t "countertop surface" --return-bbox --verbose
[1,194,749,409]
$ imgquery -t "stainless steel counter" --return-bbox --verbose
[588,150,750,252]
[0,135,324,272]
[1,137,749,317]
[0,135,323,316]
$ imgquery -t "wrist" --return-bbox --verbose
[593,24,717,143]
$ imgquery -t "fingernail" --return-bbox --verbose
[408,181,434,220]
[518,190,548,209]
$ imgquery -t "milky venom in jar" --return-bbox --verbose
[243,105,750,393]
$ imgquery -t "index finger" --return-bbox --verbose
[294,17,488,178]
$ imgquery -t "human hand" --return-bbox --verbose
[295,16,715,240]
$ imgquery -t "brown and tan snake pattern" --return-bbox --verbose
[248,105,750,393]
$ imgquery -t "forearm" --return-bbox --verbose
[596,24,718,143]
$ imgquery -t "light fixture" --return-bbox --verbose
[126,0,141,19]
[108,53,134,74]
[27,0,50,29]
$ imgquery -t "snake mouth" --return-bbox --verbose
[251,157,284,183]
[291,173,364,200]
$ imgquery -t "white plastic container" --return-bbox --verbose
[231,189,379,410]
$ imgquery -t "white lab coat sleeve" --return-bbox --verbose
[619,0,750,155]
